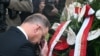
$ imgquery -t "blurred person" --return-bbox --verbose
[20,0,59,23]
[6,0,34,29]
[43,0,66,25]
[0,0,33,32]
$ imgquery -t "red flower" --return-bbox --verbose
[54,37,69,50]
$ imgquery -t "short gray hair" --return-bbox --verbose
[23,13,51,28]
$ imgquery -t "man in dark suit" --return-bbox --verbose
[0,13,50,56]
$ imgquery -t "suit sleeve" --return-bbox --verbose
[8,0,33,12]
[16,45,37,56]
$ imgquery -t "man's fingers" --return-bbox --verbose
[40,40,48,56]
[42,40,48,49]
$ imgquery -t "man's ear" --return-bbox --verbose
[33,24,40,33]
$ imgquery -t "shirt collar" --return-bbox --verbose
[17,26,28,40]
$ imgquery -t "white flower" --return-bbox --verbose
[96,10,100,20]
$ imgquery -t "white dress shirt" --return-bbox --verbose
[17,26,28,40]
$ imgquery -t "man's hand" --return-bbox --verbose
[40,40,48,56]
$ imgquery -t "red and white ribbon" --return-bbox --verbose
[74,4,95,56]
[48,20,71,56]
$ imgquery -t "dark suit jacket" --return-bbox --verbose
[0,27,38,56]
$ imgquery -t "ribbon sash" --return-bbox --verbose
[48,20,71,56]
